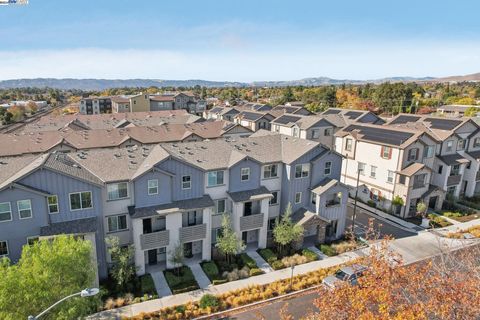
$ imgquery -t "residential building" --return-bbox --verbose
[234,110,275,131]
[437,105,480,117]
[79,97,112,115]
[0,132,347,279]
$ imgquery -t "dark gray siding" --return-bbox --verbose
[229,159,261,192]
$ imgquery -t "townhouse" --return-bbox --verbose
[0,132,347,279]
[334,114,480,218]
[233,110,275,131]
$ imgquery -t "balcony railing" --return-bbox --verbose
[179,224,207,243]
[240,212,264,231]
[326,199,341,207]
[140,230,170,251]
[447,174,462,186]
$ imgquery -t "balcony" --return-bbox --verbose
[240,212,264,231]
[140,230,170,251]
[179,224,207,243]
[326,199,341,207]
[447,174,462,186]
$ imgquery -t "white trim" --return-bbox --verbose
[68,191,93,211]
[269,191,279,206]
[26,235,40,246]
[17,199,32,220]
[0,202,12,223]
[107,182,129,201]
[0,240,8,257]
[147,179,159,195]
[47,194,59,214]
[295,192,302,204]
[182,175,192,190]
[213,198,227,215]
[294,163,310,179]
[324,161,332,176]
[106,214,128,233]
[241,167,250,182]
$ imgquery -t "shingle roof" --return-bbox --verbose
[397,162,427,177]
[437,153,470,166]
[0,154,48,190]
[227,186,273,202]
[339,124,417,147]
[311,177,343,194]
[44,153,104,185]
[292,208,330,225]
[40,217,98,236]
[130,195,214,218]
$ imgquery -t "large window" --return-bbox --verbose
[241,168,250,181]
[148,179,158,195]
[17,200,32,219]
[0,241,8,257]
[214,199,226,215]
[345,138,353,151]
[182,175,191,189]
[207,171,224,187]
[424,145,434,158]
[0,202,12,222]
[311,129,319,139]
[47,195,58,214]
[370,166,377,178]
[324,128,333,137]
[69,191,93,211]
[408,148,419,161]
[457,139,466,150]
[381,146,392,159]
[107,182,128,200]
[107,215,128,232]
[474,138,480,147]
[269,191,279,205]
[295,164,310,178]
[446,140,453,152]
[295,192,302,204]
[324,161,332,176]
[358,162,366,175]
[263,164,278,179]
[211,228,223,244]
[387,170,394,183]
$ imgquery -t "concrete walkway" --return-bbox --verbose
[89,219,480,320]
[150,271,172,298]
[189,263,211,289]
[307,246,328,260]
[247,250,273,273]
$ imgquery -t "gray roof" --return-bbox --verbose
[292,208,330,225]
[40,217,98,236]
[311,177,342,194]
[130,195,214,219]
[227,186,273,202]
[44,153,104,185]
[0,154,46,190]
[437,153,470,166]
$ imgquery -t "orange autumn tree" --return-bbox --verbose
[305,241,480,320]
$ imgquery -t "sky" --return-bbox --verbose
[0,0,480,81]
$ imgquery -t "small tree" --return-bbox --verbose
[416,201,427,218]
[168,242,184,276]
[105,236,136,291]
[273,203,304,256]
[216,214,245,263]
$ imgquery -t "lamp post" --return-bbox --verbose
[290,264,295,291]
[27,288,99,320]
[351,165,363,235]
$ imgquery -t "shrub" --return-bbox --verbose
[140,275,156,295]
[443,211,463,218]
[319,244,337,256]
[428,214,452,228]
[239,253,257,269]
[367,200,376,208]
[271,260,285,270]
[212,278,228,285]
[258,248,278,264]
[238,266,250,279]
[249,268,263,277]
[302,248,318,262]
[281,254,307,267]
[164,266,200,294]
[104,298,116,310]
[175,305,186,313]
[172,285,200,295]
[115,297,126,307]
[332,241,359,254]
[201,261,220,281]
[223,269,239,281]
[199,294,219,309]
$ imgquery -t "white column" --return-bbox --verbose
[258,199,270,249]
[84,233,99,287]
[202,208,212,261]
[132,218,145,276]
[166,212,182,269]
[232,202,243,235]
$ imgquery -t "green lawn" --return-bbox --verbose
[163,266,200,294]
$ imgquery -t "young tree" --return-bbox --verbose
[168,242,184,276]
[105,236,136,291]
[0,235,98,320]
[273,203,304,256]
[216,214,245,263]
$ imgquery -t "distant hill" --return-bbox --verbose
[0,73,477,90]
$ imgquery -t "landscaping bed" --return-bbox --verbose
[163,266,200,294]
[427,214,453,228]
[447,225,480,239]
[318,239,364,257]
[200,253,264,284]
[257,247,318,270]
[437,210,480,223]
[100,274,158,310]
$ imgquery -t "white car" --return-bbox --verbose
[322,264,367,289]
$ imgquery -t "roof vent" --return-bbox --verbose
[188,152,194,155]
[130,160,137,165]
[201,146,207,150]
[197,159,203,163]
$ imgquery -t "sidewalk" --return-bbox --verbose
[89,219,480,320]
[150,270,172,298]
[247,250,273,273]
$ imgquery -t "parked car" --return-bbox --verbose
[322,264,367,289]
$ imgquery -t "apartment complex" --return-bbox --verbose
[79,97,112,115]
[334,114,480,218]
[0,132,347,279]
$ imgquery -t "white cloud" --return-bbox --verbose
[0,42,479,82]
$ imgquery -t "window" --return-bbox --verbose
[413,174,426,189]
[69,191,93,211]
[381,146,391,159]
[27,236,39,246]
[399,175,406,185]
[311,191,317,205]
[311,129,319,139]
[457,139,466,150]
[148,179,158,195]
[0,241,8,256]
[293,127,299,137]
[182,175,191,189]
[17,200,32,219]
[474,138,480,147]
[446,140,453,152]
[451,164,460,176]
[324,162,332,176]
[345,138,353,151]
[263,164,278,179]
[447,186,456,195]
[387,170,394,183]
[0,202,12,222]
[324,128,333,136]
[269,191,279,205]
[207,171,224,187]
[358,162,366,175]
[295,164,310,178]
[370,189,380,201]
[214,199,226,214]
[295,192,302,204]
[438,165,443,174]
[107,215,128,232]
[211,228,223,244]
[107,182,128,200]
[47,195,59,214]
[370,166,377,178]
[241,167,250,181]
[408,148,419,161]
[424,145,434,158]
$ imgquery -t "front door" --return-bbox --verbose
[148,249,157,265]
[244,202,252,216]
[183,242,193,258]
[428,196,438,210]
[143,218,152,234]
[242,231,248,243]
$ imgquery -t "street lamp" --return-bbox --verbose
[351,164,363,234]
[290,264,295,291]
[27,288,99,320]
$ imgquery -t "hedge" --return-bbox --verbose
[239,253,257,269]
[163,266,199,294]
[302,248,319,262]
[257,248,278,264]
